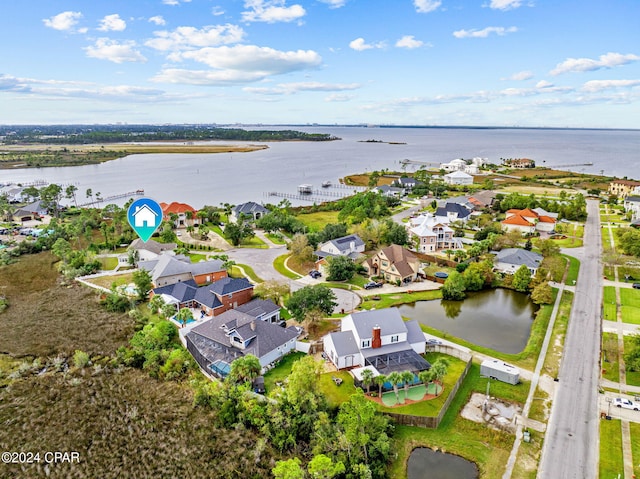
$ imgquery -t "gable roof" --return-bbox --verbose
[129,238,176,255]
[435,202,472,219]
[502,215,534,227]
[145,254,193,282]
[495,248,543,269]
[323,234,364,252]
[378,244,418,277]
[445,170,473,178]
[235,299,280,318]
[208,277,253,296]
[330,331,360,356]
[349,308,408,339]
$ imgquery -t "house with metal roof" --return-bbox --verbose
[323,308,429,374]
[230,201,269,222]
[185,304,300,378]
[494,248,543,275]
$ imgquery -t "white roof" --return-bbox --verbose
[481,359,519,375]
[445,170,473,178]
[350,366,380,381]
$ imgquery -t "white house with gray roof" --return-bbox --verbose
[494,248,543,275]
[323,308,428,374]
[231,201,269,222]
[139,254,225,287]
[315,234,365,260]
[624,196,640,220]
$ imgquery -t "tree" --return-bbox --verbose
[228,354,261,384]
[327,255,357,281]
[400,370,415,399]
[537,238,561,257]
[441,271,466,300]
[368,170,381,187]
[512,264,532,293]
[148,294,165,314]
[386,371,402,402]
[418,369,434,386]
[65,184,78,208]
[337,389,378,463]
[255,280,290,304]
[286,285,337,322]
[161,302,176,319]
[531,281,553,305]
[374,374,386,397]
[224,219,254,246]
[272,458,305,479]
[430,358,449,383]
[132,269,153,301]
[360,368,375,394]
[40,183,63,217]
[382,221,409,246]
[308,454,345,479]
[175,307,193,328]
[289,233,313,262]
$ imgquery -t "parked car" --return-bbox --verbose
[426,338,442,346]
[309,270,322,279]
[633,283,640,289]
[614,397,640,411]
[364,281,383,290]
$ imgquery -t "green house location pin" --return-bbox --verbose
[127,198,163,242]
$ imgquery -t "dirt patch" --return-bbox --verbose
[461,392,521,433]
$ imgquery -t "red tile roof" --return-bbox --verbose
[502,215,533,226]
[160,202,198,216]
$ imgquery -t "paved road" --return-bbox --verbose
[538,199,602,479]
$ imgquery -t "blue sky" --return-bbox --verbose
[1,0,639,127]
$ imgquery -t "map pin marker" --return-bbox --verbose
[127,198,163,242]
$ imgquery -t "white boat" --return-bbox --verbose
[321,181,331,188]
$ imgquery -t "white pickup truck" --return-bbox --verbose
[613,397,640,411]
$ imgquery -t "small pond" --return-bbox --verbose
[399,288,537,354]
[407,448,478,479]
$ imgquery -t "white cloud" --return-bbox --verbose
[488,0,523,10]
[395,35,424,49]
[153,45,321,85]
[43,11,83,32]
[349,37,385,51]
[84,38,147,64]
[550,52,640,75]
[453,26,517,38]
[582,79,640,92]
[149,16,166,26]
[98,14,127,32]
[146,24,244,51]
[318,0,347,7]
[242,0,306,23]
[212,6,225,16]
[505,71,533,81]
[162,0,192,5]
[535,80,554,88]
[244,81,361,95]
[325,93,354,102]
[414,0,441,13]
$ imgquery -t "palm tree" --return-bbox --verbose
[176,308,193,328]
[229,354,261,384]
[374,374,387,397]
[386,372,402,403]
[431,359,449,385]
[418,369,434,387]
[148,295,165,314]
[400,370,415,400]
[444,249,454,260]
[360,368,375,394]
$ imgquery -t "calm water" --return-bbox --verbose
[407,448,478,479]
[398,289,537,354]
[1,126,638,208]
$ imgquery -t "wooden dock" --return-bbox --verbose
[77,189,144,207]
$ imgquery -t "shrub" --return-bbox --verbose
[73,349,91,368]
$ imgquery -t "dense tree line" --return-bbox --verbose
[497,192,587,221]
[1,125,339,144]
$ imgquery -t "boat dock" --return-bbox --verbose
[77,189,144,207]
[266,184,365,203]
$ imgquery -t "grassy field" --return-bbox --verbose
[265,233,286,244]
[620,287,640,324]
[603,286,618,321]
[98,256,119,270]
[359,289,442,310]
[623,336,640,387]
[0,253,134,357]
[295,211,341,231]
[602,332,621,384]
[229,263,263,283]
[599,418,624,479]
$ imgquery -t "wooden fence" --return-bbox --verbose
[383,357,473,429]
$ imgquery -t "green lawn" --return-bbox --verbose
[98,256,118,270]
[623,336,640,387]
[630,422,640,479]
[238,235,268,249]
[273,254,301,279]
[85,272,135,289]
[563,255,580,285]
[265,233,286,245]
[229,263,263,283]
[602,332,620,384]
[620,287,640,324]
[603,287,618,321]
[359,289,442,310]
[188,253,207,262]
[296,211,341,231]
[318,370,356,408]
[621,306,640,324]
[599,418,624,479]
[262,352,306,392]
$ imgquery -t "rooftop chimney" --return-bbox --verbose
[372,326,381,349]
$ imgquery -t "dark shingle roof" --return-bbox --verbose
[435,202,472,219]
[235,299,280,318]
[495,248,543,269]
[209,277,253,295]
[234,202,269,215]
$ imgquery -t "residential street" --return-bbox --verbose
[538,199,603,479]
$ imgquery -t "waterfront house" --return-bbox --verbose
[230,201,269,222]
[160,201,199,228]
[623,196,640,219]
[12,200,49,222]
[363,244,421,283]
[443,170,473,186]
[374,185,405,198]
[322,308,428,373]
[502,158,535,168]
[185,305,299,378]
[408,213,461,253]
[493,248,543,275]
[392,177,423,192]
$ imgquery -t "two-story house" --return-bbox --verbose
[609,180,640,198]
[160,201,199,228]
[138,254,227,287]
[314,234,365,269]
[501,208,557,235]
[231,201,269,222]
[408,213,461,253]
[363,244,421,283]
[323,308,429,375]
